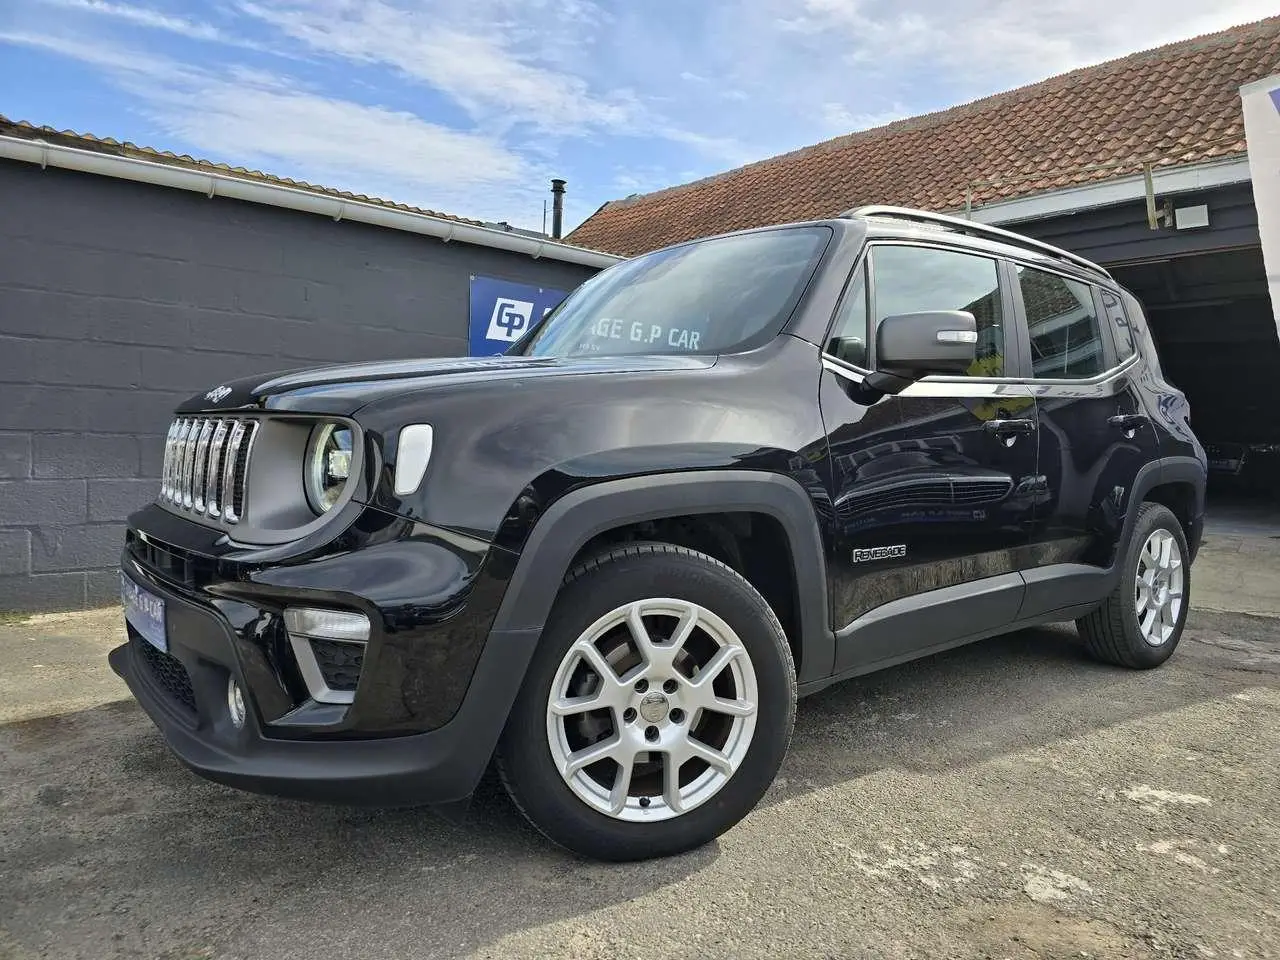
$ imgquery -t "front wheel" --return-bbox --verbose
[496,543,797,861]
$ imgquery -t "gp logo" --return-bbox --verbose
[468,276,569,357]
[486,298,536,343]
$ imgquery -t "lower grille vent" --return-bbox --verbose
[133,634,197,716]
[309,639,364,693]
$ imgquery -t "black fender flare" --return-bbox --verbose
[492,469,834,678]
[1122,456,1206,566]
[438,470,833,803]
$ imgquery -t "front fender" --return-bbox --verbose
[488,469,835,685]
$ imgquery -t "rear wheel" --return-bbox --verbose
[496,543,796,861]
[1077,502,1190,669]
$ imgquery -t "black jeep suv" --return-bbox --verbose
[112,205,1206,861]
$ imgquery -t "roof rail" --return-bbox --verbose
[841,205,1112,280]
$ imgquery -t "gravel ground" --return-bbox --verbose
[2,603,1278,960]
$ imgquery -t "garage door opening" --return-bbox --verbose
[1109,246,1280,499]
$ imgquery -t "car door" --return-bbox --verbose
[819,242,1041,676]
[1011,264,1163,619]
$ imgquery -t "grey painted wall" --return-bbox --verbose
[0,159,597,612]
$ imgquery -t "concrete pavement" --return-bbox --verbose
[2,499,1278,959]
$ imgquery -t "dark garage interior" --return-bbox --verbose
[1014,180,1280,501]
[1110,246,1280,494]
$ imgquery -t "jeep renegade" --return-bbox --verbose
[112,205,1206,862]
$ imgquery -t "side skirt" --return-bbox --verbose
[800,564,1110,698]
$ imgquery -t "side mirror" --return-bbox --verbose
[865,310,978,395]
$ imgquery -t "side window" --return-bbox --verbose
[870,245,1005,378]
[1100,288,1137,361]
[1017,265,1105,379]
[825,263,868,367]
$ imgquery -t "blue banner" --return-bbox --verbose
[468,275,570,356]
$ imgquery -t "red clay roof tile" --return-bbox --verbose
[568,16,1280,257]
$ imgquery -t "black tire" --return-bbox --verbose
[1076,502,1190,669]
[496,542,797,862]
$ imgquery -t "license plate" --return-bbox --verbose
[120,571,167,653]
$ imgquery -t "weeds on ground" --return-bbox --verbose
[0,611,29,625]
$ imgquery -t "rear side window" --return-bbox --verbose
[1100,288,1137,361]
[1017,265,1105,379]
[870,245,1005,377]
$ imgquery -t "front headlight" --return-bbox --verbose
[304,422,354,514]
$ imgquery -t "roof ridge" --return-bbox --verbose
[581,14,1280,218]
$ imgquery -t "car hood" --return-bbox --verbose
[174,353,717,416]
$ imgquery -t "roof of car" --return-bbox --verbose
[646,211,1116,288]
[566,16,1280,257]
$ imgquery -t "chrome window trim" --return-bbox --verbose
[1021,352,1140,388]
[825,237,1135,391]
[821,347,1138,396]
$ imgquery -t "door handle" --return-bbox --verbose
[1108,414,1148,432]
[983,418,1036,435]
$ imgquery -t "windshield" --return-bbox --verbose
[512,225,832,357]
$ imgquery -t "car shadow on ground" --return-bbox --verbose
[2,611,1277,958]
[764,612,1279,805]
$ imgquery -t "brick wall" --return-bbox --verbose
[0,159,596,612]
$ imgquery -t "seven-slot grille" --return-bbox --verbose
[159,417,259,523]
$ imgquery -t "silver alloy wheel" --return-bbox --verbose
[545,598,759,822]
[1135,528,1184,646]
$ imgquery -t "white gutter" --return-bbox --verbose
[0,133,623,269]
[963,156,1252,226]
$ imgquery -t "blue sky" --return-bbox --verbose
[1,1,1275,233]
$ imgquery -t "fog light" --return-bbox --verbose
[284,607,370,706]
[227,676,247,729]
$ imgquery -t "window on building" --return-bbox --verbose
[825,264,868,367]
[1017,266,1105,379]
[1100,288,1137,361]
[870,245,1005,378]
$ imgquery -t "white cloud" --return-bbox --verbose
[5,0,1278,230]
[233,0,750,165]
[40,0,227,41]
[0,30,540,222]
[152,79,527,192]
[780,0,1280,81]
[236,0,640,135]
[0,28,181,75]
[32,0,285,53]
[819,101,910,134]
[680,0,1280,163]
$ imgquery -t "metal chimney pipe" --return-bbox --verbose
[550,178,566,239]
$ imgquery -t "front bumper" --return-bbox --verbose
[109,628,535,806]
[112,508,538,806]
